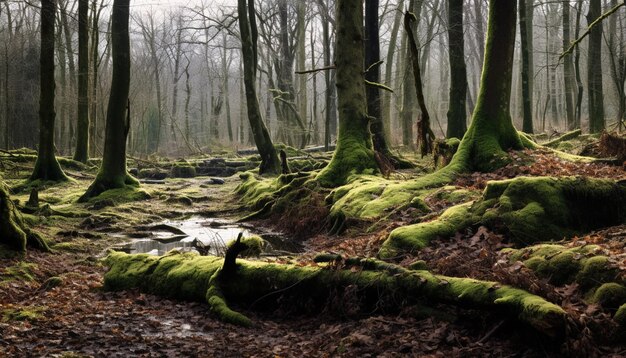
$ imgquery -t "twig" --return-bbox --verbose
[295,65,336,74]
[365,80,393,93]
[559,2,625,61]
[364,59,384,74]
[477,320,506,344]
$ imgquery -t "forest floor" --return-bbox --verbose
[1,137,626,357]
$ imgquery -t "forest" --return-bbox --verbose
[1,0,626,356]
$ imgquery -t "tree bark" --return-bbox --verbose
[405,11,434,157]
[519,0,534,133]
[80,0,137,201]
[365,0,391,156]
[587,0,605,133]
[447,0,523,172]
[31,0,68,182]
[74,0,90,162]
[316,0,378,187]
[238,0,280,175]
[562,0,576,130]
[446,0,467,139]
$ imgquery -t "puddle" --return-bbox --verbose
[112,217,300,256]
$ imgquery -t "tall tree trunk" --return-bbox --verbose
[184,61,191,143]
[446,0,467,139]
[519,0,534,133]
[222,33,234,142]
[573,0,584,128]
[562,0,576,130]
[316,0,336,150]
[316,0,378,187]
[587,0,605,133]
[366,0,391,156]
[31,0,68,182]
[74,0,90,162]
[238,0,280,175]
[296,0,307,135]
[80,0,137,201]
[405,10,434,157]
[89,0,103,157]
[448,0,523,172]
[382,0,404,140]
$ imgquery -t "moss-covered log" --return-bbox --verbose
[543,129,582,148]
[104,251,566,337]
[0,185,48,252]
[381,176,626,257]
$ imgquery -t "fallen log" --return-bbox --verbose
[104,250,567,337]
[543,129,582,148]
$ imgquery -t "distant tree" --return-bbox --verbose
[74,0,90,162]
[238,0,281,175]
[587,0,605,133]
[80,0,138,201]
[30,0,68,182]
[519,0,534,133]
[446,0,467,139]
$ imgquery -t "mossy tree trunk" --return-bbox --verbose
[446,0,468,139]
[238,0,281,175]
[80,0,138,201]
[587,0,605,133]
[0,184,48,252]
[316,0,378,187]
[447,0,523,172]
[31,0,68,182]
[73,0,90,163]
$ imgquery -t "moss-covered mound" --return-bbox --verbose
[0,185,49,253]
[235,172,317,215]
[503,243,626,330]
[171,163,197,178]
[381,176,626,258]
[104,251,566,337]
[504,244,622,289]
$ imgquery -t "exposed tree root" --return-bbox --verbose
[104,250,567,338]
[382,176,626,258]
[0,185,49,252]
[78,173,140,202]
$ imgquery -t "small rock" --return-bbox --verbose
[209,178,225,185]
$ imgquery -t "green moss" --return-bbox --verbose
[615,304,626,328]
[576,256,617,290]
[52,241,90,253]
[1,261,37,284]
[171,164,196,178]
[408,260,428,270]
[592,283,626,310]
[86,186,151,205]
[380,203,474,258]
[227,235,265,257]
[505,244,622,292]
[1,306,46,322]
[103,251,566,336]
[382,176,626,256]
